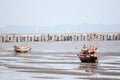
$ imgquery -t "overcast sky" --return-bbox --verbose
[0,0,120,33]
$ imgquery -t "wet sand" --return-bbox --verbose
[0,41,120,80]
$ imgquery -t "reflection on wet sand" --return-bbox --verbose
[79,63,98,74]
[0,41,120,80]
[14,52,31,57]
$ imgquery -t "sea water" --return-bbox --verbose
[0,41,120,80]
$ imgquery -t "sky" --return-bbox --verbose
[0,0,120,33]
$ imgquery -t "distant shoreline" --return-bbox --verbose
[0,33,120,42]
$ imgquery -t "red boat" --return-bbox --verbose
[77,44,98,63]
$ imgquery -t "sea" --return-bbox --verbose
[0,41,120,80]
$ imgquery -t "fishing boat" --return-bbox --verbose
[77,44,98,63]
[13,44,32,53]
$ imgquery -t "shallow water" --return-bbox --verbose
[0,41,120,80]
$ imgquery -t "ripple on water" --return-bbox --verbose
[0,41,120,80]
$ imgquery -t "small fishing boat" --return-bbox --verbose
[77,44,98,63]
[13,44,32,53]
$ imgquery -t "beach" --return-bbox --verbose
[0,41,120,80]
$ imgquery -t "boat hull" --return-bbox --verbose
[77,53,98,63]
[14,49,30,53]
[79,57,98,63]
[13,46,31,53]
